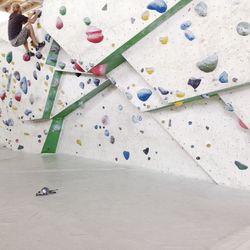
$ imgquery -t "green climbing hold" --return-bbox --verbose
[59,6,66,15]
[84,17,91,26]
[235,161,248,170]
[6,51,13,64]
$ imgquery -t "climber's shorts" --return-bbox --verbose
[10,27,29,47]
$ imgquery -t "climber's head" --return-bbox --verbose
[11,2,22,14]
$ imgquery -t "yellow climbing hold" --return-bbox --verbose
[37,23,42,29]
[176,91,185,98]
[76,139,82,146]
[160,36,169,45]
[12,106,17,111]
[175,101,184,107]
[142,11,150,21]
[146,67,155,75]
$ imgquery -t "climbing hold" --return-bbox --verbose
[131,17,136,24]
[194,1,208,17]
[20,77,28,94]
[90,64,107,76]
[123,151,130,160]
[14,71,20,81]
[142,11,150,21]
[76,139,82,146]
[93,78,100,86]
[24,109,32,116]
[23,53,30,62]
[56,17,64,30]
[2,67,8,73]
[17,145,24,150]
[126,92,133,100]
[6,51,13,64]
[35,51,42,59]
[15,92,22,102]
[197,53,218,73]
[59,6,67,15]
[235,161,248,170]
[36,62,41,71]
[143,148,149,155]
[45,34,51,43]
[180,20,192,30]
[0,90,6,100]
[146,67,155,75]
[176,91,185,98]
[102,115,109,125]
[110,136,115,144]
[102,3,108,11]
[175,101,184,107]
[104,129,110,137]
[132,114,143,123]
[225,103,234,112]
[239,119,248,130]
[219,71,228,83]
[3,118,14,126]
[79,82,85,89]
[29,94,34,105]
[184,30,195,41]
[147,0,167,13]
[236,22,250,36]
[137,89,152,102]
[58,62,66,70]
[84,17,91,26]
[188,78,201,90]
[86,26,104,43]
[159,36,169,44]
[158,87,169,95]
[33,70,38,80]
[74,63,84,72]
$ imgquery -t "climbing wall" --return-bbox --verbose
[0,0,250,189]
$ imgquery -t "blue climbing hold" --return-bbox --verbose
[147,0,167,13]
[137,89,152,102]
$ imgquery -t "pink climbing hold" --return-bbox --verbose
[23,53,30,62]
[15,92,22,102]
[75,63,85,72]
[86,26,104,43]
[239,119,248,129]
[90,64,107,76]
[56,17,64,30]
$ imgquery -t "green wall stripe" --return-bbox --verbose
[46,40,61,66]
[98,0,193,73]
[42,117,64,153]
[42,71,63,119]
[42,80,112,153]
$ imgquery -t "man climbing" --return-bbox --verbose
[8,2,45,57]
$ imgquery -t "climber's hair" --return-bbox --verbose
[11,2,21,13]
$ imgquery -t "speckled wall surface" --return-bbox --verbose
[0,0,250,189]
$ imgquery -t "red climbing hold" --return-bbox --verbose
[15,92,22,102]
[56,17,64,30]
[90,64,107,76]
[86,26,104,43]
[23,54,31,62]
[75,63,85,72]
[0,90,6,101]
[239,119,248,130]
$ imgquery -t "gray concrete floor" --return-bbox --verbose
[1,147,250,250]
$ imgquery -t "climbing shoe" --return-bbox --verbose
[35,41,45,51]
[27,51,35,57]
